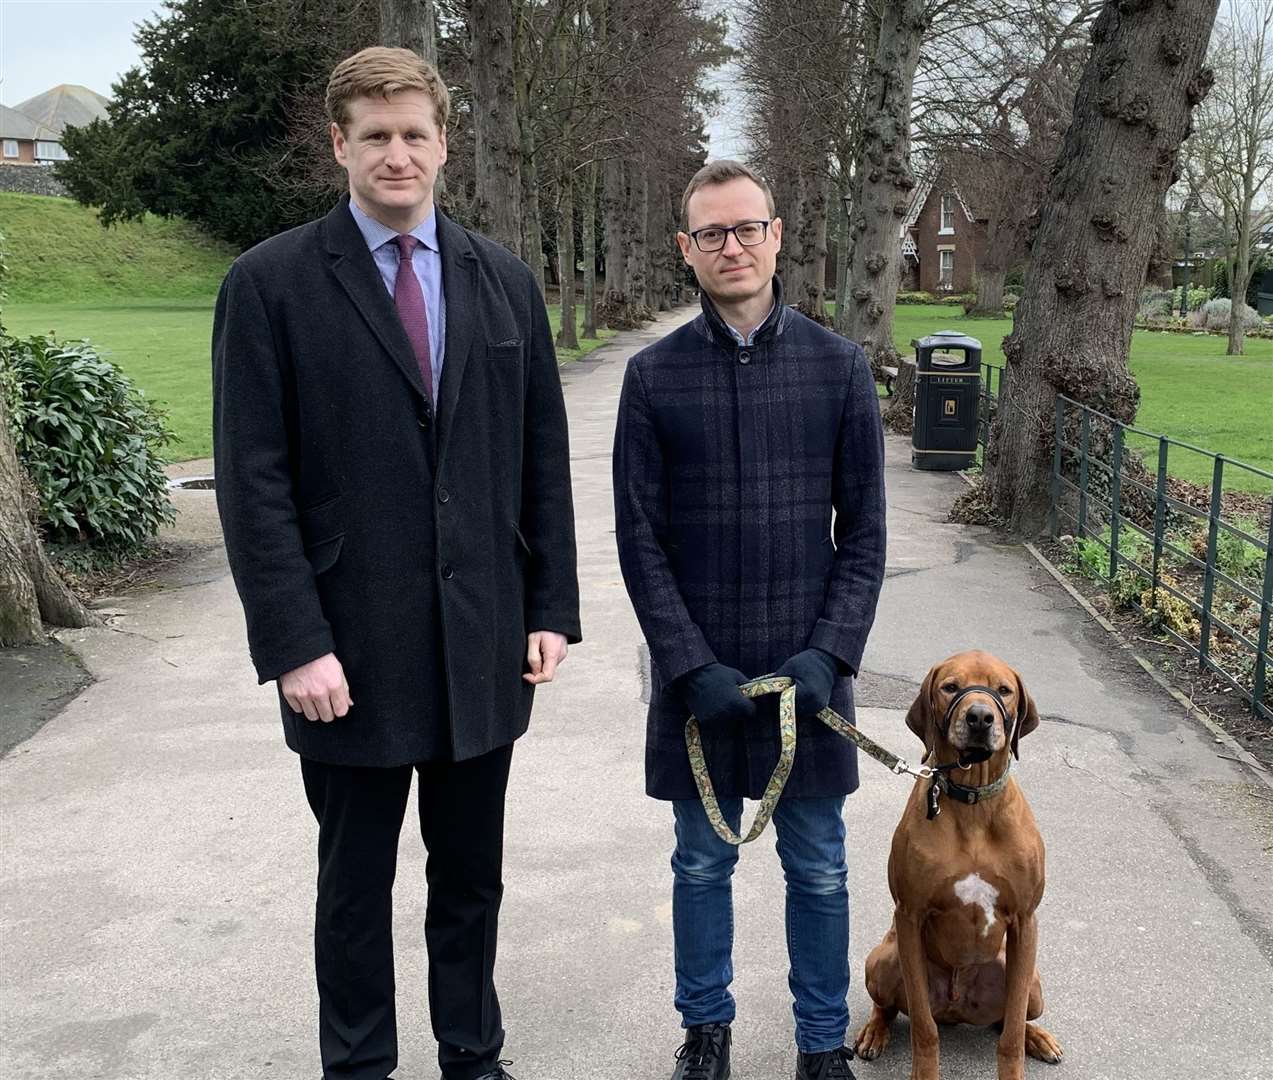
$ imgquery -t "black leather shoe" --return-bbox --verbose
[473,1061,517,1080]
[671,1023,731,1080]
[795,1046,856,1080]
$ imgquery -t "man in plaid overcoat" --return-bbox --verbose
[613,160,886,1080]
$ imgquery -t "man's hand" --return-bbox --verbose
[675,662,757,732]
[524,631,569,684]
[279,653,353,722]
[775,648,839,718]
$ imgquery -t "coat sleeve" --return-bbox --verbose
[807,347,887,676]
[612,360,716,685]
[519,276,582,642]
[212,262,335,683]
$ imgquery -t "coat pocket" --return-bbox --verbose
[300,497,345,576]
[487,342,522,361]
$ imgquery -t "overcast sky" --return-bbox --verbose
[0,0,744,155]
[0,0,162,108]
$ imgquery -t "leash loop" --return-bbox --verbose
[685,674,936,846]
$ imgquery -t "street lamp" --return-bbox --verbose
[1181,193,1200,318]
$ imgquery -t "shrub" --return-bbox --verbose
[1003,294,1019,312]
[2,332,175,550]
[1137,286,1175,321]
[896,290,937,304]
[1191,297,1261,332]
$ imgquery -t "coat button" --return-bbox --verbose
[441,564,455,580]
[739,350,751,364]
[418,412,431,429]
[437,487,450,504]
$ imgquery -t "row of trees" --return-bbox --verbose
[58,0,729,350]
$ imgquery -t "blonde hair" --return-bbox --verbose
[326,46,450,131]
[680,160,776,229]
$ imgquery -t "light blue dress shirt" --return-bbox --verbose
[348,198,447,400]
[725,302,775,346]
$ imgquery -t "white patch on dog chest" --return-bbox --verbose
[954,873,999,937]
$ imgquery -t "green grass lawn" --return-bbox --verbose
[888,305,1273,490]
[3,298,615,461]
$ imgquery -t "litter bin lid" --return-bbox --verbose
[915,330,982,351]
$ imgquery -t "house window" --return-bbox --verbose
[2,139,18,158]
[940,194,955,233]
[939,249,955,287]
[35,140,68,162]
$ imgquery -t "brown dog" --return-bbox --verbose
[853,651,1062,1080]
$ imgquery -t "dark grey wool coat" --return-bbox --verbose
[213,197,580,767]
[613,280,886,801]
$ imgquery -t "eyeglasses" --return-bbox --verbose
[688,220,771,253]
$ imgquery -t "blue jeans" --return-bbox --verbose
[671,795,850,1053]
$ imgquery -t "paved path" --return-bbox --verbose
[2,308,1271,1080]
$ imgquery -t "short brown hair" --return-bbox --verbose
[326,47,450,132]
[680,160,776,229]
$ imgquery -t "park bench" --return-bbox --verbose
[882,365,899,395]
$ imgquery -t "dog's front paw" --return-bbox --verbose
[853,1007,892,1061]
[1024,1023,1063,1064]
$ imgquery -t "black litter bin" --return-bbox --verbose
[911,330,982,471]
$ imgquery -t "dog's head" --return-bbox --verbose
[905,650,1039,762]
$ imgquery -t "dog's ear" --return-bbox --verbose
[1011,668,1040,759]
[906,666,939,752]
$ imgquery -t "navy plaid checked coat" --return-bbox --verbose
[613,280,887,801]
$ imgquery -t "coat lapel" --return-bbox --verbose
[322,197,430,403]
[434,211,478,462]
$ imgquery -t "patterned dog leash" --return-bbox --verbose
[685,675,936,846]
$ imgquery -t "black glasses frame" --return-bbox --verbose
[688,219,772,253]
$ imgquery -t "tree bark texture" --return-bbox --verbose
[986,0,1220,534]
[973,267,1006,315]
[582,158,598,337]
[625,167,650,310]
[603,156,627,300]
[834,175,851,333]
[0,393,99,645]
[469,0,522,253]
[557,160,579,350]
[841,0,926,371]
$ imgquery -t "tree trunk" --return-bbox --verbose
[520,147,544,294]
[986,0,1220,535]
[841,0,927,371]
[834,172,851,333]
[0,393,99,645]
[582,158,598,338]
[625,167,650,313]
[469,0,521,253]
[883,356,916,433]
[973,267,1006,315]
[381,0,445,199]
[556,159,578,351]
[603,156,627,300]
[1228,209,1251,355]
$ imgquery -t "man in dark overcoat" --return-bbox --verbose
[613,160,886,1080]
[212,47,579,1080]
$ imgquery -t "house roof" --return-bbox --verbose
[0,103,57,141]
[11,84,109,137]
[900,174,976,235]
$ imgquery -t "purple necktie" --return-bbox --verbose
[392,234,434,405]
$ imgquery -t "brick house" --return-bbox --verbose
[898,175,986,294]
[0,84,108,166]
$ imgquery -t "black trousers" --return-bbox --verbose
[300,744,514,1080]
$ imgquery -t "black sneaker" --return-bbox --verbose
[473,1061,517,1080]
[671,1023,731,1080]
[795,1046,856,1080]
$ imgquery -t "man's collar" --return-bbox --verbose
[347,196,440,253]
[699,277,787,349]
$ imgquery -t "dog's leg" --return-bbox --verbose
[856,930,901,1060]
[895,909,940,1080]
[996,912,1037,1080]
[1024,972,1063,1064]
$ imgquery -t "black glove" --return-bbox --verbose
[775,648,839,717]
[675,662,756,732]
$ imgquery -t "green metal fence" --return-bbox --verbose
[976,362,1004,458]
[1049,394,1273,723]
